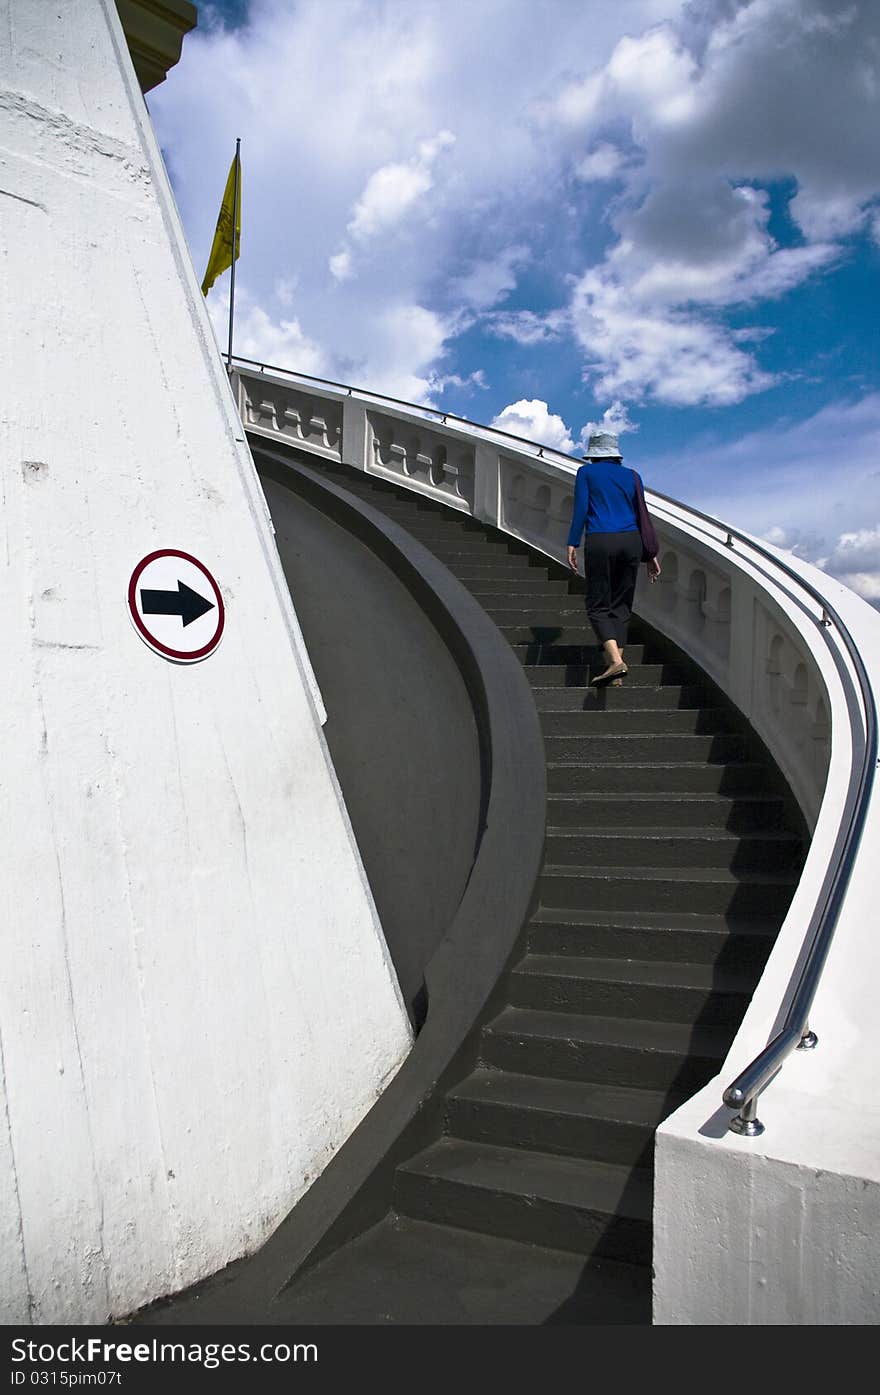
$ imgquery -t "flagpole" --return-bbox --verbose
[226,137,240,369]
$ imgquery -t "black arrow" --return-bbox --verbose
[140,580,215,627]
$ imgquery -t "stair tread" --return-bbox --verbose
[547,791,783,806]
[448,1068,685,1127]
[397,1137,653,1221]
[541,863,798,885]
[513,953,754,994]
[546,759,765,771]
[529,906,780,935]
[545,824,798,843]
[544,732,740,742]
[486,1005,732,1057]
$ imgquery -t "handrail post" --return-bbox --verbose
[728,1092,765,1138]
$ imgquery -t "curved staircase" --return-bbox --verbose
[255,458,806,1323]
[140,451,808,1325]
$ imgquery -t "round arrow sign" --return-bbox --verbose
[128,550,225,662]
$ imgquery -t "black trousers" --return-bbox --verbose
[583,530,642,645]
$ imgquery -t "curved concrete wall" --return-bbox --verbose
[0,1,411,1323]
[255,451,483,1022]
[235,363,880,1324]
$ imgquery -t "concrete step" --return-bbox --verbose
[546,791,788,830]
[446,1068,684,1169]
[509,640,651,662]
[538,863,798,915]
[527,908,778,969]
[508,953,753,1026]
[500,626,633,648]
[402,532,497,550]
[267,1213,652,1326]
[417,537,532,557]
[546,760,772,795]
[524,661,687,687]
[484,607,589,627]
[541,732,750,762]
[480,1005,732,1094]
[463,580,574,598]
[394,1137,652,1264]
[445,559,544,578]
[539,708,737,736]
[543,826,802,871]
[531,684,709,711]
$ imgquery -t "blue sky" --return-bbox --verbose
[149,0,880,603]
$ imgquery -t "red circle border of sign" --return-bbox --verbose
[128,549,226,662]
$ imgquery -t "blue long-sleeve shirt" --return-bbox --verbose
[567,459,642,546]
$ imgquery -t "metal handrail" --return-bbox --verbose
[233,355,878,1135]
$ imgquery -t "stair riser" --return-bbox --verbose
[421,544,533,561]
[445,1098,656,1169]
[480,1028,723,1095]
[363,503,476,519]
[501,628,641,648]
[507,973,749,1027]
[487,609,593,627]
[393,1172,651,1264]
[403,534,497,550]
[525,663,683,687]
[465,584,574,598]
[527,922,773,970]
[532,686,707,711]
[512,643,651,664]
[544,833,800,872]
[543,735,749,762]
[447,561,545,578]
[540,711,735,736]
[538,872,795,915]
[547,763,770,795]
[545,796,786,829]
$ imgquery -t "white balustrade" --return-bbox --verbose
[239,371,343,460]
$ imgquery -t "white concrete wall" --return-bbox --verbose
[236,366,880,1324]
[653,570,880,1325]
[0,0,411,1323]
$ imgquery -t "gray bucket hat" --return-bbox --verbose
[585,430,621,459]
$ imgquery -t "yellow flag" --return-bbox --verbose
[201,148,241,296]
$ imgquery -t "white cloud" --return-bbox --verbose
[354,302,453,404]
[151,0,690,397]
[487,310,566,345]
[572,269,776,407]
[605,24,698,127]
[818,527,880,601]
[429,368,488,394]
[274,275,299,307]
[207,289,326,375]
[575,142,627,182]
[549,72,605,128]
[642,393,880,598]
[583,400,640,445]
[348,130,455,242]
[328,249,353,283]
[490,400,576,454]
[151,0,880,419]
[557,0,880,405]
[607,181,838,308]
[449,244,530,312]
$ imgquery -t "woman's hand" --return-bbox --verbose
[567,545,580,573]
[647,556,662,582]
